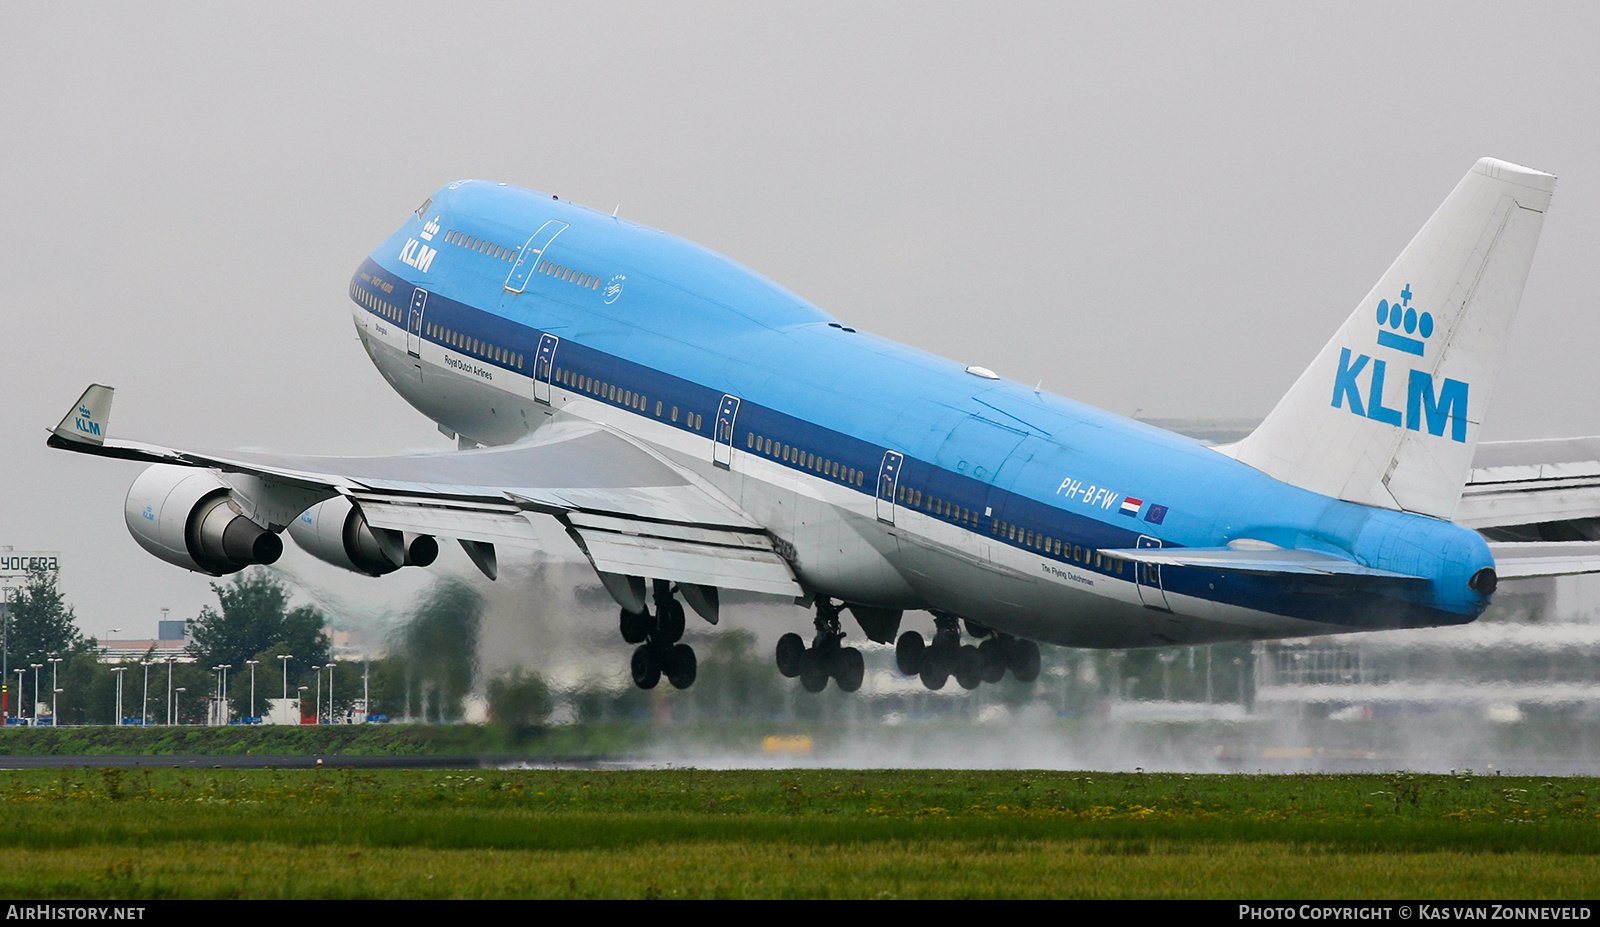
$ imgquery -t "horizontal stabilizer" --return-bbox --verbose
[1487,541,1600,579]
[1105,546,1427,582]
[1457,436,1600,530]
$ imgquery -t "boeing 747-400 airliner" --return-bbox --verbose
[49,158,1600,693]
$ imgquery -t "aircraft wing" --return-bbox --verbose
[49,385,803,597]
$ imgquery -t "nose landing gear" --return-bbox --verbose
[622,579,698,690]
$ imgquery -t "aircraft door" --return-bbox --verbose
[532,333,559,404]
[1136,535,1171,611]
[504,220,569,294]
[876,451,904,524]
[407,288,428,357]
[713,394,740,468]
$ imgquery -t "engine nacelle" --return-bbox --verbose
[286,495,437,577]
[125,465,283,576]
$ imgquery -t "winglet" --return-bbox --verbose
[51,384,114,447]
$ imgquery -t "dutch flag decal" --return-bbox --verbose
[1119,497,1142,517]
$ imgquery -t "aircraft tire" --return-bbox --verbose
[798,649,829,693]
[620,608,651,645]
[1007,638,1042,683]
[658,599,686,644]
[919,658,949,691]
[776,633,806,678]
[631,645,661,690]
[834,647,865,693]
[894,631,925,676]
[978,638,1007,683]
[665,643,697,689]
[954,646,983,690]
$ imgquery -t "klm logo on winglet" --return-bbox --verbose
[74,405,101,438]
[1331,285,1468,442]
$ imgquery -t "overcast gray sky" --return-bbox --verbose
[5,2,1599,637]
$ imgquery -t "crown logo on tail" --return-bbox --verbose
[1375,284,1433,356]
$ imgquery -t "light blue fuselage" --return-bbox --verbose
[347,180,1493,648]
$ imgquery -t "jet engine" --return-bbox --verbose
[286,494,437,577]
[125,464,283,576]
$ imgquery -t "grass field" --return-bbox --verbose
[0,767,1594,898]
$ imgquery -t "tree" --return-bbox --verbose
[188,568,329,670]
[6,565,88,669]
[486,667,551,726]
[393,577,480,721]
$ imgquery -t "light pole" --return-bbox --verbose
[166,657,175,726]
[175,687,185,724]
[13,669,23,722]
[1,586,12,722]
[111,666,126,725]
[140,661,151,725]
[217,664,232,725]
[311,666,322,724]
[363,660,370,723]
[47,657,61,725]
[327,662,337,724]
[246,660,259,722]
[278,654,292,725]
[297,686,308,724]
[30,664,42,722]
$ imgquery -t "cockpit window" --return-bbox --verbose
[414,197,433,219]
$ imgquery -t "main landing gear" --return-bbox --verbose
[775,598,866,693]
[894,613,1040,691]
[622,579,698,690]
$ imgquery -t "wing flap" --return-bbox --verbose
[565,519,802,597]
[355,498,543,546]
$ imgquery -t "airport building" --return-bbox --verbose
[1252,575,1600,721]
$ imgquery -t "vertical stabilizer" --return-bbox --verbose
[1229,158,1554,520]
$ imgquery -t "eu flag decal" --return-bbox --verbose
[1144,504,1168,525]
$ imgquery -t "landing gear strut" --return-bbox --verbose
[776,598,865,693]
[894,613,1039,690]
[621,579,698,690]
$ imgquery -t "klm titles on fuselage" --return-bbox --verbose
[399,215,441,274]
[1330,286,1468,442]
